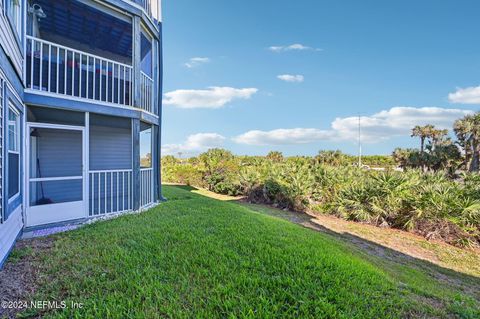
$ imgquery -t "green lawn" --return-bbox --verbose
[14,185,480,318]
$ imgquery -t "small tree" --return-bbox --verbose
[315,150,349,166]
[198,148,240,195]
[392,148,421,169]
[266,151,284,163]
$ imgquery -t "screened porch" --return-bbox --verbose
[26,107,156,227]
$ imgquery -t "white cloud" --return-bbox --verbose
[277,74,304,83]
[448,86,480,104]
[269,43,322,52]
[233,107,473,145]
[332,107,472,142]
[163,87,258,109]
[233,128,334,145]
[184,57,210,68]
[162,133,226,155]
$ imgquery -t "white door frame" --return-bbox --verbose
[25,122,87,227]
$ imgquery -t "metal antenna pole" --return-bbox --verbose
[358,115,362,167]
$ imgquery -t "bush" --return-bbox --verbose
[162,150,480,247]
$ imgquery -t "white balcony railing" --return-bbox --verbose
[140,168,154,207]
[89,169,132,216]
[26,36,134,108]
[140,71,154,114]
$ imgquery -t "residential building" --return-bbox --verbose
[0,0,163,267]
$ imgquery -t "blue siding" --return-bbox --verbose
[0,45,23,98]
[30,128,83,205]
[34,129,83,177]
[24,93,139,119]
[90,125,132,170]
[24,93,160,126]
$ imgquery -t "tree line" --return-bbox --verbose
[394,112,480,174]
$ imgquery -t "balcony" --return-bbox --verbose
[25,0,157,115]
[26,36,134,108]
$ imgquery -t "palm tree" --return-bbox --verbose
[411,124,434,171]
[469,114,480,172]
[411,125,434,153]
[454,115,473,170]
[453,113,480,172]
[430,129,449,149]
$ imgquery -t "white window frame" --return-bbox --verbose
[140,124,153,169]
[140,26,154,78]
[6,0,22,37]
[0,76,3,222]
[8,103,20,203]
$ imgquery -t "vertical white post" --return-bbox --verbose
[110,172,113,213]
[111,63,114,103]
[86,56,89,99]
[47,44,51,92]
[98,172,100,214]
[39,44,43,90]
[99,60,102,101]
[85,112,90,217]
[79,54,83,98]
[56,47,59,94]
[106,62,109,103]
[116,172,120,212]
[30,38,34,89]
[91,173,94,215]
[104,172,107,213]
[130,71,133,106]
[71,52,75,96]
[123,67,126,105]
[64,50,67,95]
[117,65,120,104]
[93,58,96,99]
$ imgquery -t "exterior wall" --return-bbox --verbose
[89,120,132,170]
[0,0,162,268]
[0,5,25,265]
[0,206,22,268]
[0,0,23,76]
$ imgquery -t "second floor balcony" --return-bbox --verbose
[25,0,158,115]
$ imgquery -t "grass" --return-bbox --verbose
[13,185,480,318]
[240,201,480,278]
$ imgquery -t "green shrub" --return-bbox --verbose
[162,150,480,247]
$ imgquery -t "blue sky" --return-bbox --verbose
[161,0,480,157]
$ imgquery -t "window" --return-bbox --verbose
[140,30,153,78]
[6,0,22,37]
[140,123,152,168]
[8,105,20,199]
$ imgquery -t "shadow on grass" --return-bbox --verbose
[166,184,480,309]
[169,184,199,192]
